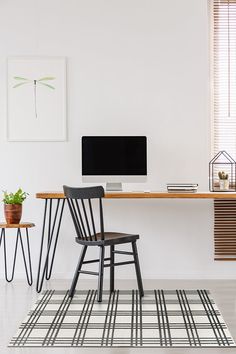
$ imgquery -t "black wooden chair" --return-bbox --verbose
[63,185,144,302]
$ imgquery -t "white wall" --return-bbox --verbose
[0,0,235,280]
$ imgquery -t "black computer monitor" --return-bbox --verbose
[82,136,147,190]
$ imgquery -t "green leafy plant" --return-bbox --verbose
[218,171,229,180]
[3,188,28,204]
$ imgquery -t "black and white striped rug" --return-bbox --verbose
[9,289,235,347]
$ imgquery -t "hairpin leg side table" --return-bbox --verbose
[0,222,34,285]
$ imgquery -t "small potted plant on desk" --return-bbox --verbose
[3,188,28,224]
[218,171,229,191]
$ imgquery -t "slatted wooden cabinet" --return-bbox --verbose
[214,200,236,261]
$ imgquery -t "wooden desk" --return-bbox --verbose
[36,191,236,199]
[35,191,236,292]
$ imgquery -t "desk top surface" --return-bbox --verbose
[36,191,236,199]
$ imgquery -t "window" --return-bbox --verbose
[212,0,236,158]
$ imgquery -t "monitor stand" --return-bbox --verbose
[106,182,123,191]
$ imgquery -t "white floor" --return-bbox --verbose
[1,279,236,354]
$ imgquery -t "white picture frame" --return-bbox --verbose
[7,57,67,141]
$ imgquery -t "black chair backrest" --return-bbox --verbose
[63,185,105,242]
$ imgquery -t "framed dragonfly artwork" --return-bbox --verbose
[7,57,67,141]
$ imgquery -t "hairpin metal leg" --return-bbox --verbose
[36,198,65,293]
[0,229,3,247]
[36,199,48,292]
[0,228,33,285]
[45,199,52,279]
[2,228,19,282]
[18,228,33,285]
[46,199,65,280]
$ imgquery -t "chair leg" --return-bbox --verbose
[97,246,105,302]
[69,245,87,298]
[132,241,144,297]
[110,245,115,293]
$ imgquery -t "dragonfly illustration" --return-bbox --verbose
[13,76,55,118]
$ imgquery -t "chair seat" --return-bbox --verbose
[76,232,139,246]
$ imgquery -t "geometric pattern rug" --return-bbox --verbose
[9,289,236,347]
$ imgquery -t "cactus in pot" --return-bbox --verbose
[218,171,229,190]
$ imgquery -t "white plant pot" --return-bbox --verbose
[219,179,229,190]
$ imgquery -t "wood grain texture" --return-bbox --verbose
[214,199,236,261]
[36,192,66,199]
[4,204,22,224]
[0,222,35,229]
[36,191,236,199]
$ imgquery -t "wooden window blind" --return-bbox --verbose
[212,0,236,157]
[212,1,236,260]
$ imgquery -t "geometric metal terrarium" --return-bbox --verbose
[209,151,236,192]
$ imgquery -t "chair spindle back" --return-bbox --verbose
[63,185,105,242]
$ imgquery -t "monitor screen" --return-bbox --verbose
[82,136,147,176]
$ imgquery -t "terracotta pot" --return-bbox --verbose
[4,204,22,224]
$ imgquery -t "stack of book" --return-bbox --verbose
[167,183,198,193]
